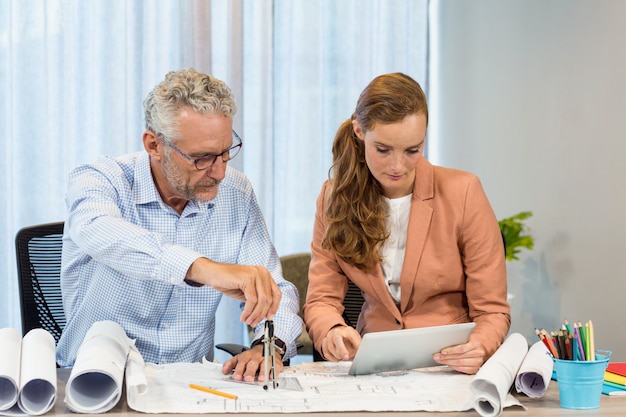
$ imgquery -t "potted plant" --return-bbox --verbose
[499,211,534,261]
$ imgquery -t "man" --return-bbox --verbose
[57,68,302,382]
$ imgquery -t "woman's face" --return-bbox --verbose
[353,113,427,199]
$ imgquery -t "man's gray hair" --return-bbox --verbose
[144,68,237,141]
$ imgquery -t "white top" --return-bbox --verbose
[381,194,412,303]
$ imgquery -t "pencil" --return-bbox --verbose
[563,320,573,336]
[584,321,591,361]
[557,330,566,359]
[577,321,587,359]
[540,329,559,358]
[189,383,238,400]
[535,328,552,353]
[564,334,571,360]
[570,333,578,361]
[574,325,586,361]
[588,320,595,361]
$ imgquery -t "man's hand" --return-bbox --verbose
[221,345,284,382]
[432,338,486,374]
[186,258,282,327]
[321,325,362,361]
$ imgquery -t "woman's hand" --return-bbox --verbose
[432,338,486,374]
[321,325,362,361]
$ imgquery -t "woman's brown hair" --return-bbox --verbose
[321,73,428,271]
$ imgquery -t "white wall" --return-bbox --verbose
[431,0,626,359]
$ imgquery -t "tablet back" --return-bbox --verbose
[348,322,476,376]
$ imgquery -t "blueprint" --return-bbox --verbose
[126,341,527,415]
[118,332,557,416]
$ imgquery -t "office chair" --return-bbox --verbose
[15,221,66,344]
[342,280,365,329]
[278,253,313,354]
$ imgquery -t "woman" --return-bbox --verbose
[303,73,510,374]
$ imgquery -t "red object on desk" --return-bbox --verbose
[607,363,626,378]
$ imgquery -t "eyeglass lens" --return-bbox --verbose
[194,136,242,170]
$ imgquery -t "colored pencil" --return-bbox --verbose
[574,325,586,361]
[189,383,238,400]
[588,320,595,361]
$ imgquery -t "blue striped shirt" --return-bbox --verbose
[56,152,302,367]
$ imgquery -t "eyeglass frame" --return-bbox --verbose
[157,130,243,171]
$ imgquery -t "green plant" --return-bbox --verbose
[498,211,534,261]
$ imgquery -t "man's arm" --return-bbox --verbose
[185,257,281,326]
[66,158,200,284]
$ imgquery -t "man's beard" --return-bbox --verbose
[162,153,221,202]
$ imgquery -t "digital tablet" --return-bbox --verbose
[348,322,476,376]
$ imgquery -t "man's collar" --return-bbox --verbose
[134,152,162,205]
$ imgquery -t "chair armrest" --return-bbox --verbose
[215,342,302,366]
[215,343,249,356]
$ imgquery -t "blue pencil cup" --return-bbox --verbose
[553,351,611,409]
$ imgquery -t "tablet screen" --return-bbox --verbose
[348,322,476,376]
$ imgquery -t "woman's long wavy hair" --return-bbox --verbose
[321,73,429,271]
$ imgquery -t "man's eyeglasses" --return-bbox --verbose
[159,130,243,171]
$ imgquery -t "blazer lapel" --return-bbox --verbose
[400,158,434,312]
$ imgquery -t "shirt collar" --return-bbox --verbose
[134,152,161,205]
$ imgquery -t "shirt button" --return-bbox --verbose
[163,323,170,329]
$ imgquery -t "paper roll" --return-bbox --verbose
[0,328,21,412]
[470,333,529,417]
[18,329,57,415]
[515,340,553,398]
[64,321,134,413]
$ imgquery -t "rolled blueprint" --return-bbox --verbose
[0,328,21,412]
[64,321,135,413]
[470,332,529,417]
[17,329,57,415]
[0,328,57,416]
[514,340,553,397]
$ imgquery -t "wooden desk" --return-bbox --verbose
[53,368,626,416]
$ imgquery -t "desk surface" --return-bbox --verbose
[53,368,626,416]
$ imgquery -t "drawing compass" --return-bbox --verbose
[262,320,281,390]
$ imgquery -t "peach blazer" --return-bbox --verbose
[304,157,511,360]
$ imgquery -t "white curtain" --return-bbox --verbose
[265,1,429,254]
[0,0,428,358]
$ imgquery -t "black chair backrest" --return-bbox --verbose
[342,280,364,328]
[15,221,66,344]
